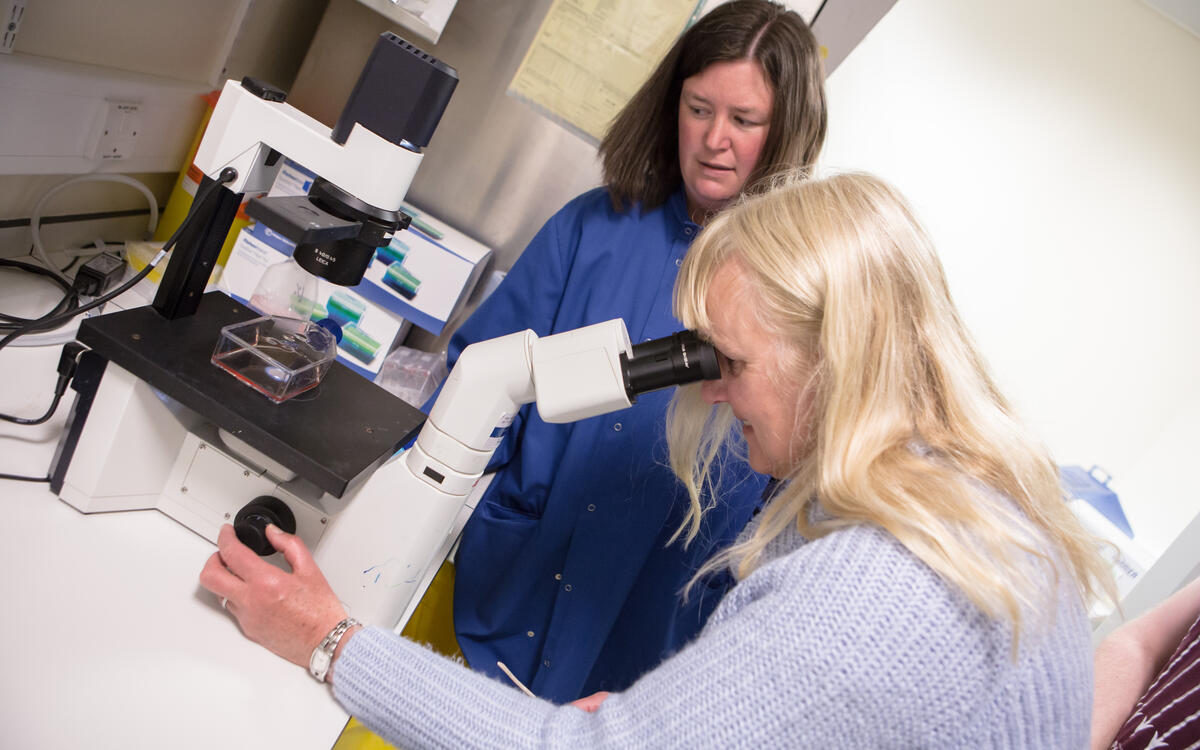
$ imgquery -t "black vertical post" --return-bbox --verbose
[152,176,244,320]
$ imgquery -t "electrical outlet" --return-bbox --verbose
[1,54,210,174]
[93,99,143,161]
[1,0,27,54]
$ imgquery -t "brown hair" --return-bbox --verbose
[600,0,827,212]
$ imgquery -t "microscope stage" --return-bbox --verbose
[75,291,424,498]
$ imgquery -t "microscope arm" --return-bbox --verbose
[155,33,458,316]
[313,318,719,629]
[194,78,421,211]
[152,80,425,319]
[406,319,634,498]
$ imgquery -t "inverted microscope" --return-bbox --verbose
[48,33,721,631]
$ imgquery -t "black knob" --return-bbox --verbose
[233,495,297,556]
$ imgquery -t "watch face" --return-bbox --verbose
[310,649,331,680]
[310,619,357,682]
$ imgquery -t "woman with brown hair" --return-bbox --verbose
[441,0,828,703]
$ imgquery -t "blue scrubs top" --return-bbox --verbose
[448,187,768,704]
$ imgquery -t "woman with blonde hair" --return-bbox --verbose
[202,171,1112,747]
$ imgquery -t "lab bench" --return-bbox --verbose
[0,298,349,749]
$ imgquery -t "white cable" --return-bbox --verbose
[29,174,160,282]
[6,325,81,348]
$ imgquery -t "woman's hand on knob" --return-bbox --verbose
[199,523,347,668]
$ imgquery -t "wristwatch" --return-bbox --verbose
[309,617,361,683]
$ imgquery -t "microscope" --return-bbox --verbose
[49,33,721,631]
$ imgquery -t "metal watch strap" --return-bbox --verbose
[309,617,361,682]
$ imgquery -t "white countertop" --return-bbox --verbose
[0,276,350,749]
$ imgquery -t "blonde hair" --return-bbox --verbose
[669,171,1114,633]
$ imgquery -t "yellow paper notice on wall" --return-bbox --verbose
[507,0,701,144]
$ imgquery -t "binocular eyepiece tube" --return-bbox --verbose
[621,330,720,400]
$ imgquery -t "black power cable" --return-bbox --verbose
[0,257,81,331]
[0,473,49,483]
[0,342,86,425]
[0,169,235,354]
[0,168,238,482]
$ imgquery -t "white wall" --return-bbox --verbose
[0,0,326,258]
[820,0,1200,556]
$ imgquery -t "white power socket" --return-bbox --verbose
[1,54,209,174]
[93,99,143,161]
[1,0,27,54]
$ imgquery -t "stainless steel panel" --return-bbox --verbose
[290,0,604,275]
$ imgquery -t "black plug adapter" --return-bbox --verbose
[73,252,127,297]
[57,341,87,380]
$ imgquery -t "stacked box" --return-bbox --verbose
[219,223,407,379]
[218,160,493,380]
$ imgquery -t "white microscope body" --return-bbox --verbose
[193,77,420,211]
[57,314,707,631]
[315,318,643,628]
[51,33,716,632]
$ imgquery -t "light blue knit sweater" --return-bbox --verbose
[333,517,1092,748]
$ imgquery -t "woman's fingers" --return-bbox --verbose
[265,523,315,576]
[214,523,272,581]
[198,523,348,669]
[199,549,244,604]
[570,691,611,712]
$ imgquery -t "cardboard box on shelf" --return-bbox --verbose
[218,223,410,380]
[273,159,492,336]
[358,210,492,337]
[217,160,493,380]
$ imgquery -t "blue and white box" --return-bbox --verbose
[218,160,492,379]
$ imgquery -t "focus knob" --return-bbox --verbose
[233,495,297,556]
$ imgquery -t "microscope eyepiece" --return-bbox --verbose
[621,330,720,400]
